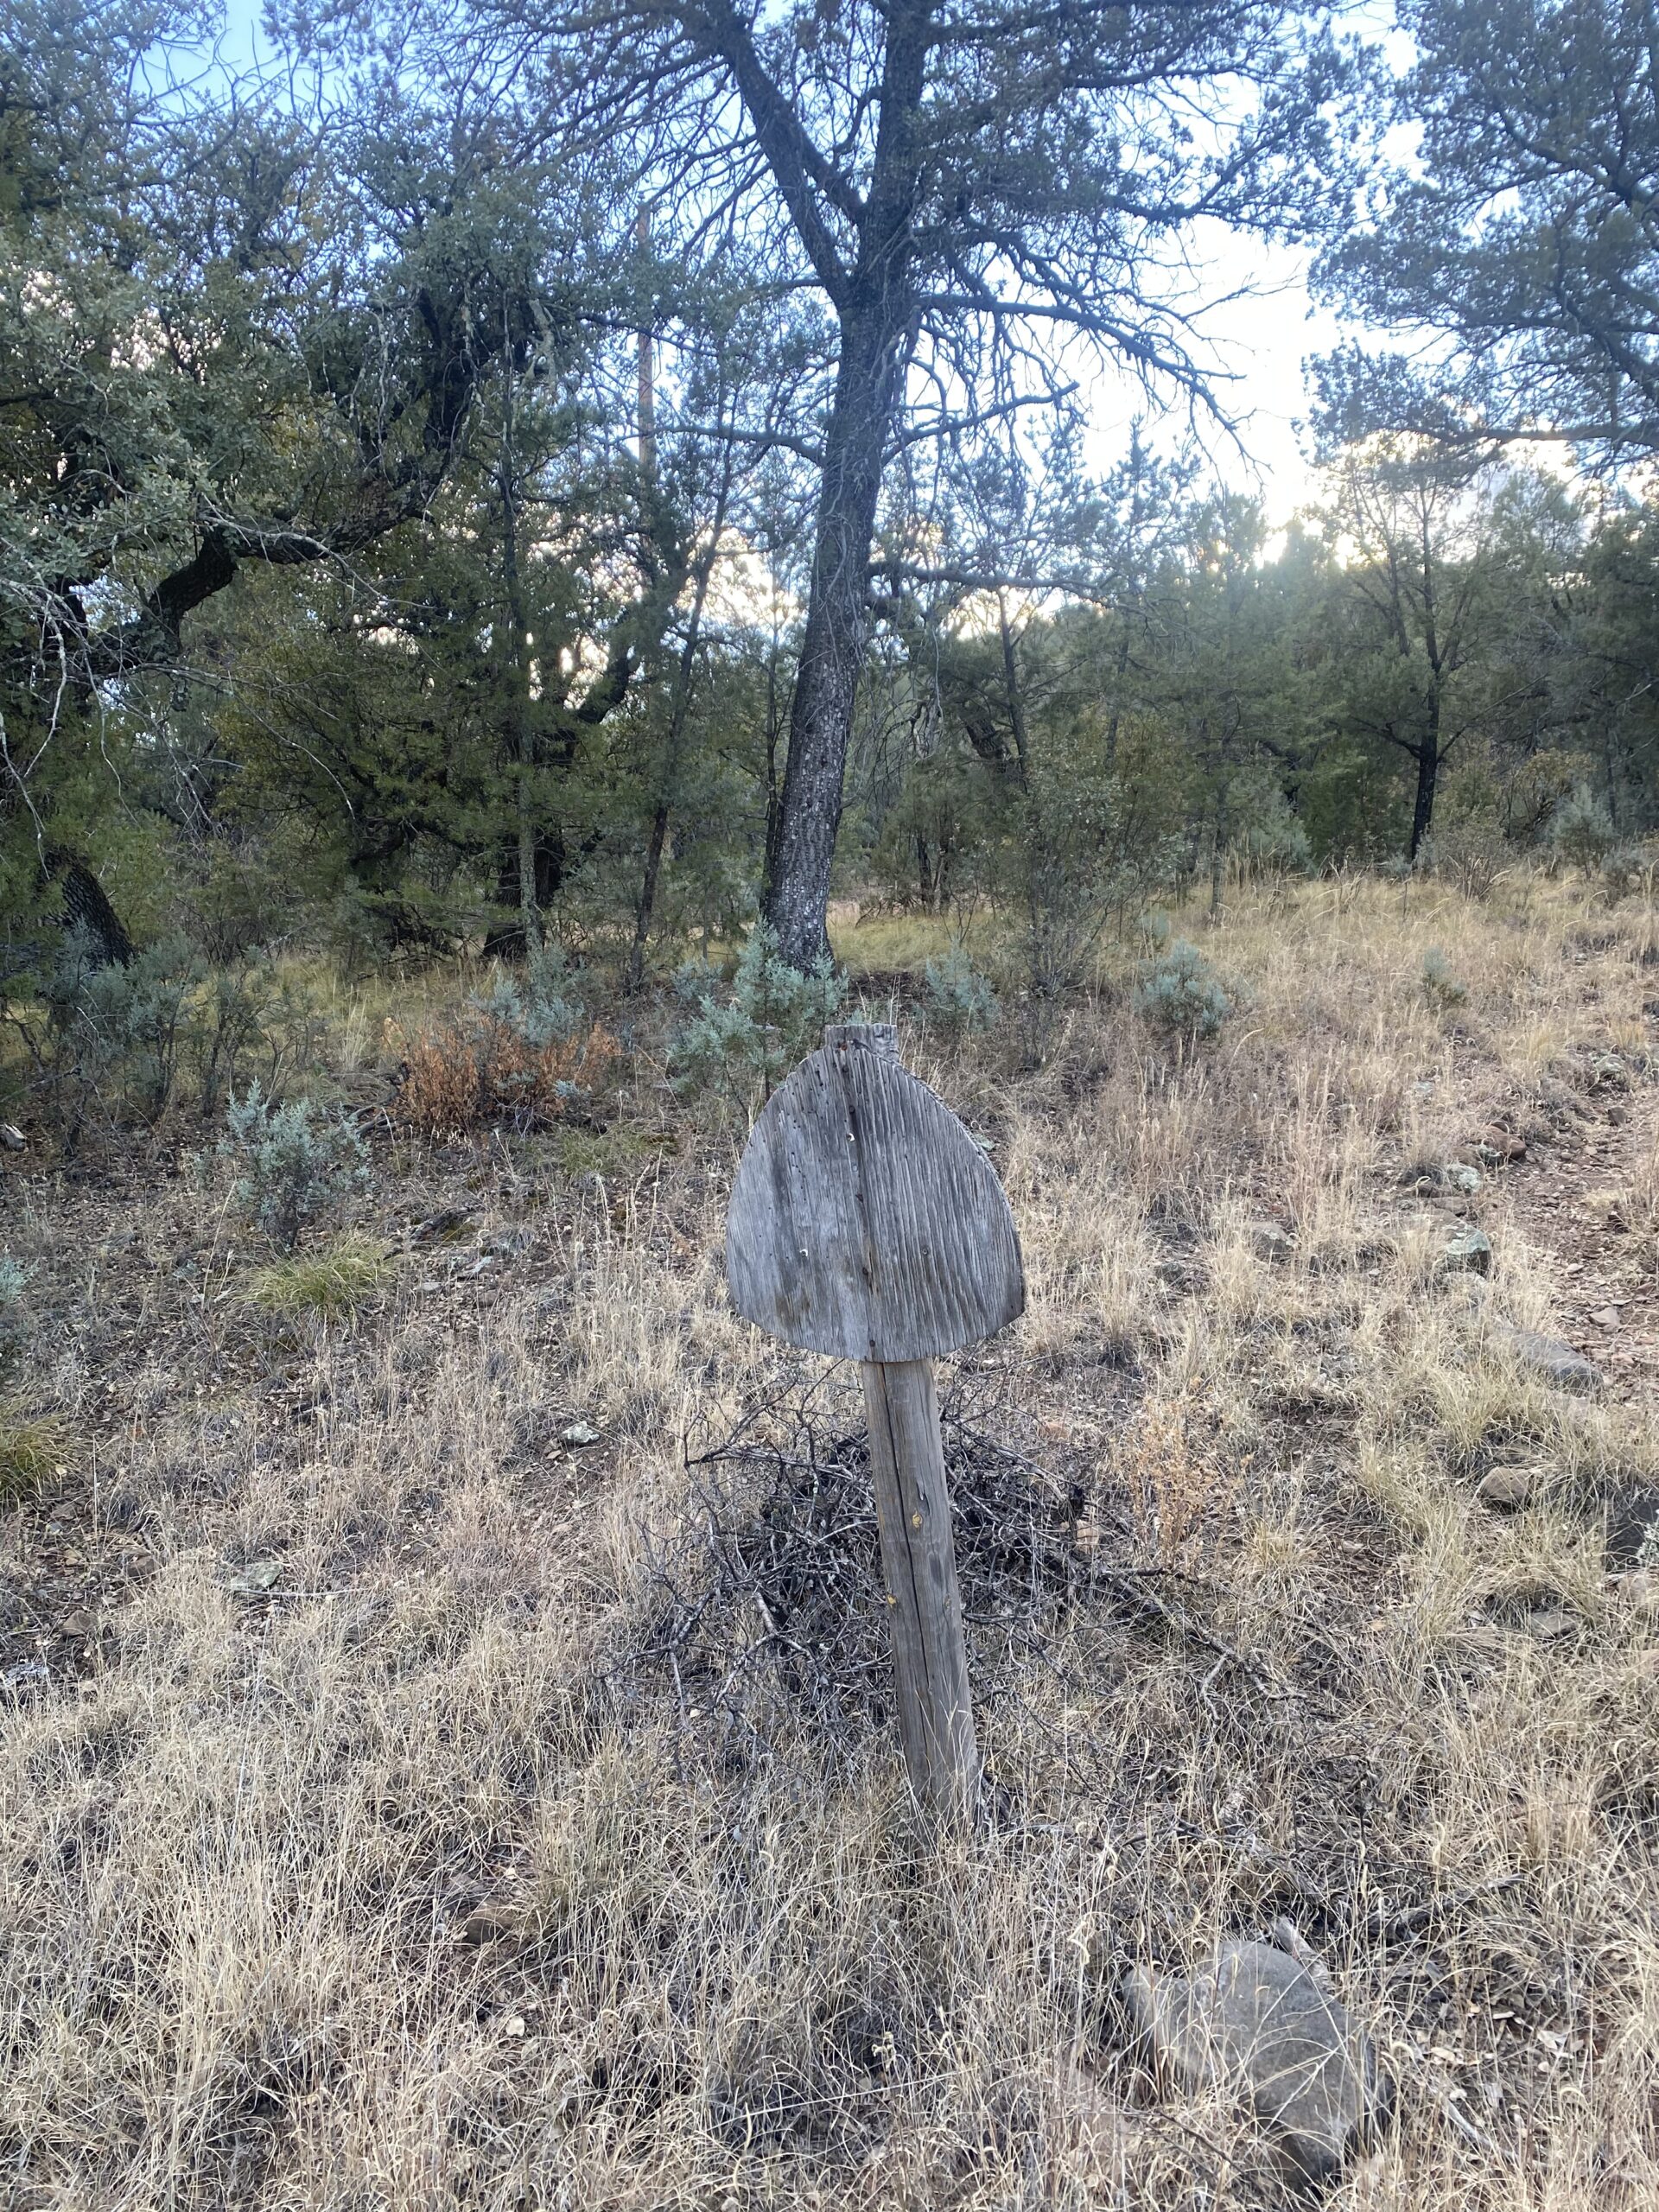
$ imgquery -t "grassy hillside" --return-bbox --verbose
[3,873,1657,2209]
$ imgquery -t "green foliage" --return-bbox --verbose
[475,941,583,1048]
[1421,947,1468,1009]
[1319,0,1659,471]
[671,924,845,1116]
[3,932,321,1142]
[245,1237,395,1323]
[8,933,200,1142]
[1599,844,1657,900]
[219,1083,370,1252]
[1550,786,1618,874]
[0,1407,67,1503]
[0,1258,30,1376]
[1233,776,1313,877]
[922,950,998,1039]
[1135,938,1234,1041]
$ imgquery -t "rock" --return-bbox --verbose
[1522,1604,1580,1642]
[1442,1162,1483,1196]
[1600,1482,1659,1568]
[1490,1321,1599,1392]
[1125,1940,1387,2183]
[1472,1128,1526,1165]
[412,1207,475,1243]
[1610,1567,1659,1619]
[560,1421,601,1447]
[1477,1465,1534,1510]
[1591,1052,1631,1090]
[227,1560,281,1596]
[1250,1223,1296,1264]
[1440,1228,1492,1275]
[1591,1305,1622,1331]
[460,1902,520,1947]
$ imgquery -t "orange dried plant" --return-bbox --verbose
[393,1012,619,1138]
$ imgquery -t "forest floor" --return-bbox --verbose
[3,872,1659,2210]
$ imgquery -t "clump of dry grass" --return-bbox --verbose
[3,873,1659,2208]
[244,1235,396,1322]
[0,1404,67,1501]
[392,1007,619,1137]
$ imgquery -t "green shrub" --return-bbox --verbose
[220,1082,369,1251]
[4,932,321,1143]
[10,931,199,1141]
[1550,786,1618,874]
[245,1236,394,1322]
[477,940,583,1048]
[0,1258,29,1375]
[1599,844,1657,901]
[1135,938,1233,1041]
[1421,946,1468,1010]
[922,949,998,1039]
[671,924,845,1116]
[0,1408,67,1503]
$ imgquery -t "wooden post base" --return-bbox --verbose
[861,1357,981,1822]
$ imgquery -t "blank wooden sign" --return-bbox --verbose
[726,1021,1025,1818]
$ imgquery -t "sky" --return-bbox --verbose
[1085,231,1353,527]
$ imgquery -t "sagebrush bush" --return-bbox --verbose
[671,923,844,1114]
[0,1257,29,1375]
[922,948,998,1039]
[1600,843,1657,900]
[475,940,583,1046]
[5,931,320,1144]
[1135,938,1233,1040]
[1550,785,1618,874]
[219,1082,369,1250]
[1421,945,1468,1009]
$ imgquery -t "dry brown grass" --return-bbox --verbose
[3,873,1659,2208]
[392,1009,620,1138]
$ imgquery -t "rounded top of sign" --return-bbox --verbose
[725,1022,1025,1363]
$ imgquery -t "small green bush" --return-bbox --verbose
[0,1407,67,1503]
[1550,786,1618,874]
[671,924,845,1116]
[1135,938,1233,1041]
[1421,946,1467,1010]
[922,949,998,1039]
[478,940,583,1048]
[0,1257,29,1376]
[245,1236,394,1322]
[220,1082,369,1251]
[1599,844,1656,901]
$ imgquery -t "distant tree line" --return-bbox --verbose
[3,0,1659,1009]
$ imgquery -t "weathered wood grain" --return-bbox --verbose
[725,1021,1024,1363]
[861,1356,981,1818]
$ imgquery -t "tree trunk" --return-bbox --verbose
[47,850,132,968]
[997,595,1031,790]
[1408,698,1441,861]
[626,437,734,992]
[760,313,901,968]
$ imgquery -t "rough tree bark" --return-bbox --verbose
[763,311,906,965]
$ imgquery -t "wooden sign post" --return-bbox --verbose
[726,1022,1025,1821]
